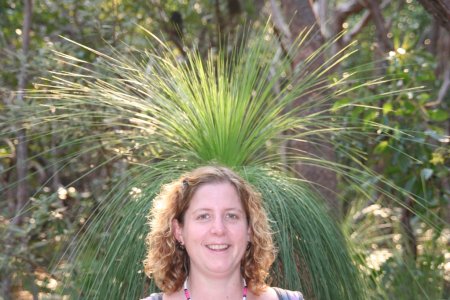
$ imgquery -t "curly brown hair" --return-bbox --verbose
[143,166,276,295]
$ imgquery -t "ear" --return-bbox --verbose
[247,226,252,242]
[172,219,184,244]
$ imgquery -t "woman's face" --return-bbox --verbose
[173,182,250,278]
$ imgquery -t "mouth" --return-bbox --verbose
[206,244,230,251]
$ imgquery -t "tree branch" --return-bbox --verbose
[335,0,365,31]
[427,68,450,107]
[340,0,391,50]
[269,0,292,57]
[343,9,372,45]
[366,0,393,52]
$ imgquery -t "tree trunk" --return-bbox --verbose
[366,0,393,53]
[431,26,450,225]
[417,0,450,32]
[2,1,33,299]
[14,0,33,223]
[277,0,340,218]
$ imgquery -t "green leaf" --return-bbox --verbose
[417,92,430,104]
[428,109,449,122]
[374,140,389,154]
[332,98,351,111]
[383,102,393,115]
[403,100,416,114]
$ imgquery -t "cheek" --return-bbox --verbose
[235,224,250,240]
[182,223,205,241]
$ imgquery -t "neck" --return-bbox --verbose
[186,272,245,300]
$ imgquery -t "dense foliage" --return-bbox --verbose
[1,1,448,299]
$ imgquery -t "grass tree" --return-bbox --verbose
[3,23,443,299]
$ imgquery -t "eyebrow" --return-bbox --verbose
[191,208,244,213]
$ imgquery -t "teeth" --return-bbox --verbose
[207,244,229,250]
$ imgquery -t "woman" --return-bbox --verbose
[143,166,303,300]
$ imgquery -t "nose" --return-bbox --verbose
[210,216,225,235]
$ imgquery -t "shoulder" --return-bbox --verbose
[271,287,304,300]
[141,292,163,300]
[254,287,304,300]
[254,287,278,300]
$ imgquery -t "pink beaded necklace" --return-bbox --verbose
[183,277,248,300]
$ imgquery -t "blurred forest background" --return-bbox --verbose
[0,0,449,299]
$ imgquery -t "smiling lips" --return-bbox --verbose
[206,244,230,251]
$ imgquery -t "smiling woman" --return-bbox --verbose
[142,166,304,300]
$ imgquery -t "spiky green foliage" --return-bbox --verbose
[5,24,442,299]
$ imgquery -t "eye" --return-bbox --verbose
[226,213,239,220]
[196,213,210,221]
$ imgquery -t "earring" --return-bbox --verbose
[177,241,185,251]
[246,242,251,250]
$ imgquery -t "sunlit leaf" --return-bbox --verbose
[374,140,389,154]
